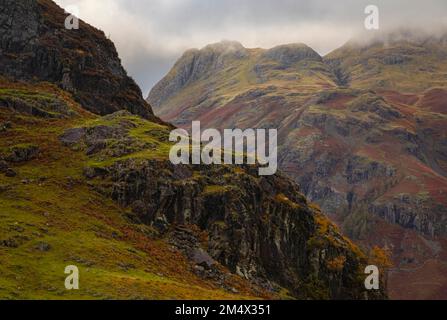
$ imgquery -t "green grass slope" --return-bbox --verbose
[0,79,270,300]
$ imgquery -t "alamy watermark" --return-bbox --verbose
[169,121,278,176]
[365,5,380,30]
[364,265,380,290]
[64,5,79,30]
[64,265,79,290]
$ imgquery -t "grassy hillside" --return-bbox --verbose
[1,77,383,300]
[0,79,271,300]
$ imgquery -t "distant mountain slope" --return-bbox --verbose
[325,30,447,92]
[148,34,447,299]
[0,0,383,300]
[148,41,337,128]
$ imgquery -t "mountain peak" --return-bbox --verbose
[203,40,246,52]
[148,40,330,108]
[262,43,322,65]
[0,0,155,120]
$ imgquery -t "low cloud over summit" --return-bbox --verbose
[56,0,447,93]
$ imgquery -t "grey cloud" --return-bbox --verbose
[124,49,181,98]
[55,0,447,93]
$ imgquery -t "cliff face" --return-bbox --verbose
[0,0,384,299]
[0,0,154,119]
[59,111,384,299]
[148,35,447,299]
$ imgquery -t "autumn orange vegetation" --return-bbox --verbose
[326,255,347,272]
[370,246,393,269]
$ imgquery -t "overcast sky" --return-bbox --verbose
[54,0,447,96]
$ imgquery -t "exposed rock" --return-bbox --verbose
[60,63,75,92]
[4,144,39,163]
[345,156,396,184]
[59,113,155,157]
[85,155,384,299]
[59,128,86,146]
[382,55,409,65]
[57,111,385,298]
[1,238,20,248]
[0,90,74,118]
[0,0,156,120]
[1,236,29,248]
[85,141,107,156]
[35,242,51,252]
[4,168,17,177]
[348,94,402,120]
[370,195,447,237]
[0,160,8,172]
[153,215,169,234]
[191,248,216,269]
[168,226,215,268]
[0,121,12,132]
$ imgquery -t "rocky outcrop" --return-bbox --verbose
[0,143,39,177]
[59,112,386,299]
[370,195,447,237]
[93,159,381,299]
[3,144,39,163]
[0,88,75,118]
[0,0,155,120]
